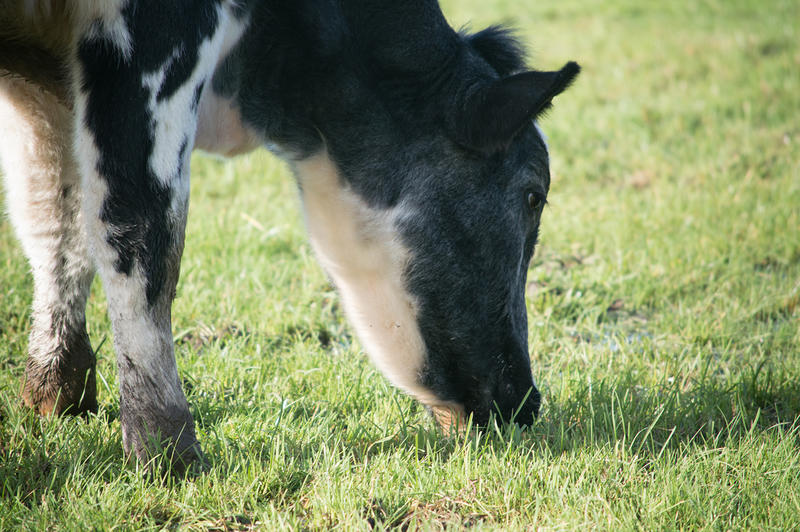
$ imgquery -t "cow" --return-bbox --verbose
[0,0,579,471]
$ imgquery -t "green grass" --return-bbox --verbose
[2,0,799,529]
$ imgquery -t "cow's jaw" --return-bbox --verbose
[293,152,464,427]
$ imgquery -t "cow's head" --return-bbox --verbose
[233,1,579,429]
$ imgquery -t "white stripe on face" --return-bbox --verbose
[534,121,549,157]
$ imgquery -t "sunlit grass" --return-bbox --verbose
[2,1,799,529]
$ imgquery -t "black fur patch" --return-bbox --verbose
[454,62,581,154]
[465,25,526,76]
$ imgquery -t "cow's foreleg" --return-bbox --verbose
[0,76,97,416]
[73,27,219,472]
[75,107,200,469]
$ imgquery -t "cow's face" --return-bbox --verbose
[230,10,579,429]
[394,125,553,429]
[295,120,567,430]
[290,53,578,430]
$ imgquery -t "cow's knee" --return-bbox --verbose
[0,74,97,416]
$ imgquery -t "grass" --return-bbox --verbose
[1,0,799,529]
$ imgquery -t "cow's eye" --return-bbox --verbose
[527,192,546,211]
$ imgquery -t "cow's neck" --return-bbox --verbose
[199,0,461,157]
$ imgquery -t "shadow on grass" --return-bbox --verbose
[181,358,800,496]
[0,391,126,510]
[536,361,800,456]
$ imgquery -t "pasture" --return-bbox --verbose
[1,0,799,529]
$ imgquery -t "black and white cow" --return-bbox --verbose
[0,0,579,470]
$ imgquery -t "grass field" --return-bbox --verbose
[2,0,799,529]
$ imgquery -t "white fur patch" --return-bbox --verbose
[193,17,261,157]
[140,45,187,186]
[142,6,244,191]
[194,89,262,156]
[534,121,549,157]
[83,1,134,59]
[294,152,454,411]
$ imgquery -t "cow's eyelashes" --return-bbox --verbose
[527,191,547,212]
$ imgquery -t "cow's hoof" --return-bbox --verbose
[170,440,208,477]
[139,437,207,477]
[21,351,98,417]
[121,406,205,476]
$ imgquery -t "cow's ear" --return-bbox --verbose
[458,61,580,154]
